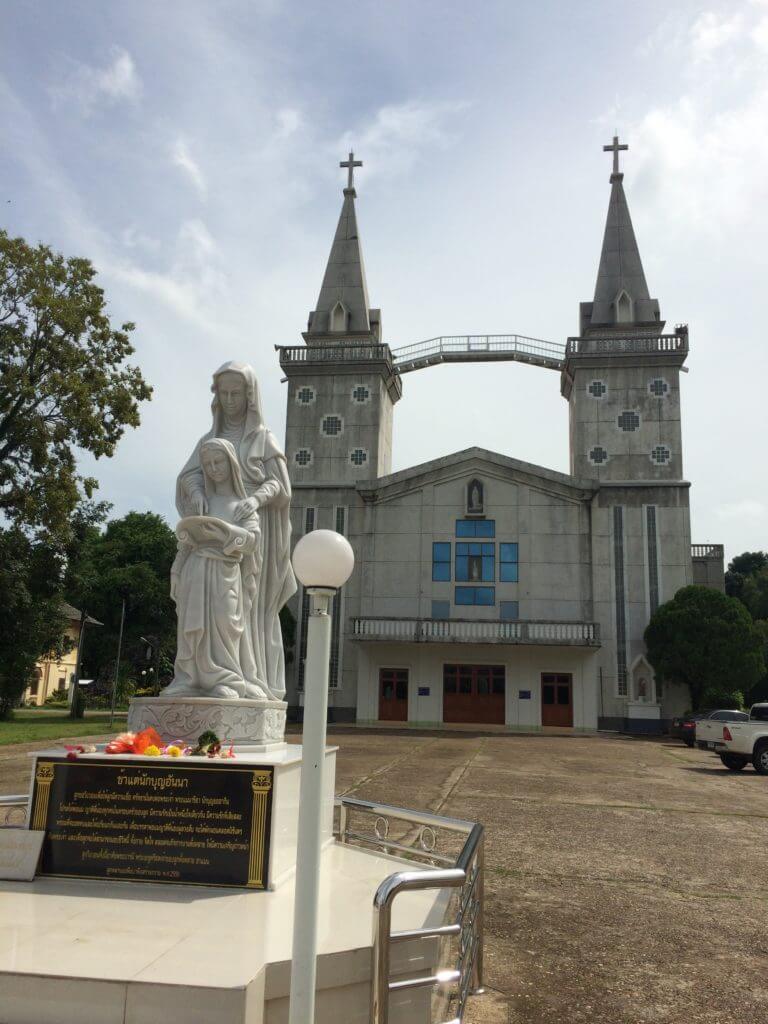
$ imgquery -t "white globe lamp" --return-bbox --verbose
[288,527,354,1024]
[292,529,354,590]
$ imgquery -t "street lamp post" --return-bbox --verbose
[109,596,127,731]
[288,529,354,1024]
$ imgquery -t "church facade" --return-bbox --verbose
[278,144,724,732]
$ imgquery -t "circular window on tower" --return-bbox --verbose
[617,410,640,432]
[295,386,315,405]
[588,446,609,466]
[349,448,368,467]
[351,385,371,404]
[321,414,343,437]
[294,449,313,468]
[587,380,607,399]
[648,378,669,398]
[650,445,671,465]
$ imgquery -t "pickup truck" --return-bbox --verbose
[695,709,749,751]
[717,704,768,772]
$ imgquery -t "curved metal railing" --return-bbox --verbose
[335,795,484,1024]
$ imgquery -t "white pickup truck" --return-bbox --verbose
[695,709,749,752]
[716,704,768,773]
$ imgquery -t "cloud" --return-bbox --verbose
[50,46,141,114]
[627,7,768,232]
[714,500,767,521]
[275,108,303,138]
[338,99,469,180]
[170,137,207,198]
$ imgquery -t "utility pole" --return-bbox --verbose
[109,596,126,730]
[69,608,88,720]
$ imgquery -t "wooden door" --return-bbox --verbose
[541,673,573,727]
[443,665,505,724]
[379,668,409,721]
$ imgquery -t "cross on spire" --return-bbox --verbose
[340,151,362,190]
[603,135,628,179]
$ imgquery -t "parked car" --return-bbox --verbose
[671,710,714,747]
[695,709,749,751]
[718,704,768,772]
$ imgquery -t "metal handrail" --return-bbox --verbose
[335,795,484,1024]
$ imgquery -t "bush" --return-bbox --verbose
[44,689,69,706]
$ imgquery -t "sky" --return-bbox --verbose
[2,0,767,560]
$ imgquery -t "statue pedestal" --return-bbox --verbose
[127,696,287,752]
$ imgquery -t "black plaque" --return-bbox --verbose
[29,756,273,889]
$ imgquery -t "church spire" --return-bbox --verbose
[581,135,662,334]
[305,151,381,342]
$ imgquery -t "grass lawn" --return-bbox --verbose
[0,710,127,747]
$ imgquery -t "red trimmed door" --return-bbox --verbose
[379,669,409,721]
[541,673,573,727]
[443,665,505,724]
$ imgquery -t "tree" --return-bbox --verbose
[0,230,151,540]
[67,512,178,695]
[0,528,69,718]
[645,586,765,710]
[739,567,768,622]
[725,551,768,600]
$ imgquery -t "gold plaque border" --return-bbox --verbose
[34,758,274,890]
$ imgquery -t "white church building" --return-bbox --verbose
[278,143,724,732]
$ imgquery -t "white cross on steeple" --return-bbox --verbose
[603,135,628,178]
[340,151,362,190]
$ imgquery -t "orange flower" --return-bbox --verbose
[133,727,164,754]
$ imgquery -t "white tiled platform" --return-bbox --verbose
[0,840,445,1024]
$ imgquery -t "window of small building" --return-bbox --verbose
[499,543,519,582]
[456,519,495,538]
[58,676,67,691]
[456,542,495,582]
[455,586,495,606]
[432,542,451,581]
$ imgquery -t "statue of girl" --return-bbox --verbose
[174,363,296,699]
[166,438,271,699]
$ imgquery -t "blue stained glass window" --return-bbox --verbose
[432,542,451,582]
[456,519,495,538]
[455,586,495,606]
[455,543,495,582]
[500,543,519,582]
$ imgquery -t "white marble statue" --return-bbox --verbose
[165,362,297,701]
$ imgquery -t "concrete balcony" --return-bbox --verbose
[349,617,601,647]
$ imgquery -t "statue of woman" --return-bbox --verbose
[174,363,296,700]
[166,439,267,699]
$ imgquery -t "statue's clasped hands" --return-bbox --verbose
[234,497,260,522]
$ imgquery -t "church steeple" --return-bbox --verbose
[580,136,662,335]
[304,152,382,343]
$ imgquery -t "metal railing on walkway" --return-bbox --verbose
[392,333,564,373]
[336,795,484,1024]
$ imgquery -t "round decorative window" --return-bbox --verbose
[617,410,640,432]
[589,446,608,465]
[350,448,368,466]
[650,445,671,465]
[588,380,607,399]
[296,386,315,405]
[351,385,370,403]
[294,449,313,467]
[648,378,669,398]
[321,415,343,436]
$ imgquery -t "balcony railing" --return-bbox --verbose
[565,328,688,358]
[691,544,724,560]
[350,616,600,646]
[278,343,394,365]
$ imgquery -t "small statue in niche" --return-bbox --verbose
[467,479,484,515]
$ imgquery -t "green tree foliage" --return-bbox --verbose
[739,567,768,622]
[0,229,151,540]
[645,586,765,710]
[725,551,767,600]
[67,512,178,694]
[0,528,69,718]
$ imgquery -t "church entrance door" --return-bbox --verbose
[443,664,505,724]
[379,668,408,721]
[541,673,573,727]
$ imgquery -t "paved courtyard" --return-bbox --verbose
[2,728,767,1023]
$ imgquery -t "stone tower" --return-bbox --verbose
[562,138,692,715]
[562,136,688,484]
[281,154,401,488]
